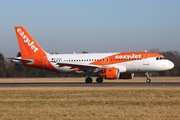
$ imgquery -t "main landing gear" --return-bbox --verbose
[85,77,93,83]
[85,77,103,83]
[145,73,151,83]
[96,77,103,83]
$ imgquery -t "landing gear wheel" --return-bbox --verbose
[145,72,151,83]
[96,77,103,83]
[85,77,92,83]
[146,79,151,83]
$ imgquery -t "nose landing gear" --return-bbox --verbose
[145,73,151,83]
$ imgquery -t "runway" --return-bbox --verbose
[0,82,180,87]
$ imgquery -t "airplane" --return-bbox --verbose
[9,26,174,83]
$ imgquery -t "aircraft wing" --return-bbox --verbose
[52,61,101,68]
[50,61,113,73]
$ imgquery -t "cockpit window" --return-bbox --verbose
[156,57,167,60]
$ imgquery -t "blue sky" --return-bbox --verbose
[0,0,180,56]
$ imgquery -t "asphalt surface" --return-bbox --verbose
[0,82,180,87]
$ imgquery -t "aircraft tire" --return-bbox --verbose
[146,79,151,83]
[85,77,93,83]
[96,77,103,83]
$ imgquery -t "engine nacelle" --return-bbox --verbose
[119,73,134,79]
[99,68,120,79]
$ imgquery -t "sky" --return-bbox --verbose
[0,0,180,57]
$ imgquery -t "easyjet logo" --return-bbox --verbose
[115,54,142,59]
[17,28,38,53]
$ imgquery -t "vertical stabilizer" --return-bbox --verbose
[14,26,46,58]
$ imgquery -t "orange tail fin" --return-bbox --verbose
[14,26,46,58]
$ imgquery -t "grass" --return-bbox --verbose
[0,87,180,120]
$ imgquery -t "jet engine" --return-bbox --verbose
[99,68,120,79]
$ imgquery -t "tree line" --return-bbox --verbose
[0,50,180,78]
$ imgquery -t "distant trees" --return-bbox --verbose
[0,50,180,77]
[0,53,6,77]
[82,51,88,54]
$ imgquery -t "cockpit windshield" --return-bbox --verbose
[156,57,167,60]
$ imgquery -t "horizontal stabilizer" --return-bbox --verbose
[7,57,34,63]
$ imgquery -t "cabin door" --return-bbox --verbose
[143,54,149,65]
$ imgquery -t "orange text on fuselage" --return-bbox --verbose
[115,54,142,59]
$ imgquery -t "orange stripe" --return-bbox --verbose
[90,52,163,66]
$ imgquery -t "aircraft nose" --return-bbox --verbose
[168,61,174,70]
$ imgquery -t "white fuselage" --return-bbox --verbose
[46,52,174,74]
